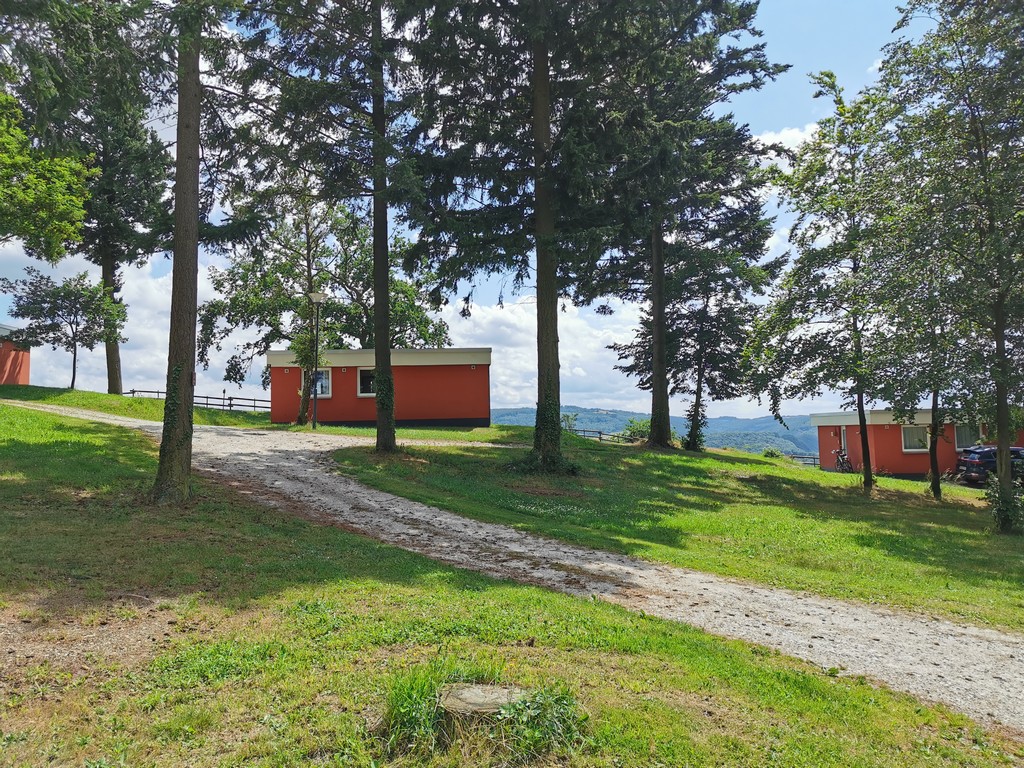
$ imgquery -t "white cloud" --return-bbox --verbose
[756,123,818,151]
[868,58,883,74]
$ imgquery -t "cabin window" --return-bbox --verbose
[307,369,332,398]
[358,368,376,397]
[955,424,982,451]
[901,425,929,452]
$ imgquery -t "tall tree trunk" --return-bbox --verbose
[851,311,874,491]
[70,342,78,389]
[648,216,672,448]
[992,300,1014,532]
[152,13,201,504]
[686,347,707,452]
[100,252,123,395]
[928,389,942,500]
[371,0,396,453]
[530,1,561,470]
[296,375,311,425]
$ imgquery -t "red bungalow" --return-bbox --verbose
[267,347,491,426]
[811,409,1024,476]
[0,323,30,386]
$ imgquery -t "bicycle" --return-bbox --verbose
[833,448,854,473]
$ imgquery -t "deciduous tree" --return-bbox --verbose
[0,266,126,389]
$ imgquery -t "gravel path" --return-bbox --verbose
[9,401,1024,730]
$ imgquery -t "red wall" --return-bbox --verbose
[0,341,29,385]
[818,422,1024,475]
[270,363,490,426]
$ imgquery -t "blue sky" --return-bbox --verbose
[1,2,910,418]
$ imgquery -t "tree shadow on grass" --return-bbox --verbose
[0,423,499,619]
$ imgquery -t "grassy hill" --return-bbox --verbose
[3,404,1018,765]
[493,405,819,454]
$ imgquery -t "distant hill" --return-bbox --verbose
[491,406,818,455]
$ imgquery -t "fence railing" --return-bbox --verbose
[127,389,272,413]
[567,427,644,445]
[786,453,821,467]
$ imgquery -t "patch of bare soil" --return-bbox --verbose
[0,593,178,688]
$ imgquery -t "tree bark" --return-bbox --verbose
[530,0,562,470]
[648,216,672,448]
[100,252,123,395]
[152,12,201,504]
[992,299,1014,532]
[928,389,942,500]
[70,342,78,389]
[371,0,396,453]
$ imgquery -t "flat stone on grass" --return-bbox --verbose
[438,683,529,717]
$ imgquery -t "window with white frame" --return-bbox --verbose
[901,425,929,452]
[357,368,375,397]
[955,424,981,451]
[308,369,332,398]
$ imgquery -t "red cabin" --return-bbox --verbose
[0,323,30,386]
[267,347,491,427]
[811,409,1024,476]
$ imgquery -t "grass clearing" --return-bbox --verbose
[1,406,1021,765]
[334,436,1024,633]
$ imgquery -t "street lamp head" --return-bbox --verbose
[308,291,328,305]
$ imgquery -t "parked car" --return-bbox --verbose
[955,445,1024,485]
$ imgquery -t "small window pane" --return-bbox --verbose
[313,370,331,397]
[902,426,929,451]
[955,424,979,450]
[359,369,375,395]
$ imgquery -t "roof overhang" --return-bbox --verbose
[267,347,492,368]
[810,410,937,427]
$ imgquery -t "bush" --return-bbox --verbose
[621,417,651,440]
[985,478,1024,533]
[762,447,785,459]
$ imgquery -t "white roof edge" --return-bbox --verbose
[810,409,944,427]
[267,347,492,368]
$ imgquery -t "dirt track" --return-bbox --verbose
[8,401,1024,731]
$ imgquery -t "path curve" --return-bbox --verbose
[8,401,1024,730]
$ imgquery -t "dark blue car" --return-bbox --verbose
[956,445,1024,484]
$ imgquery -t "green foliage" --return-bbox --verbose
[494,685,587,763]
[0,91,90,261]
[559,412,579,431]
[621,417,651,441]
[762,447,785,459]
[984,478,1024,534]
[0,266,126,388]
[197,190,449,394]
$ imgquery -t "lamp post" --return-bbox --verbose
[308,291,328,430]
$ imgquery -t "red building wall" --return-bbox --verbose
[818,420,1024,475]
[270,363,490,426]
[0,340,29,385]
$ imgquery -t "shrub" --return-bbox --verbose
[985,478,1024,533]
[621,417,651,440]
[762,447,785,459]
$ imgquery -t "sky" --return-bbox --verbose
[0,1,908,418]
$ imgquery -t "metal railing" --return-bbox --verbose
[127,389,271,413]
[567,427,644,445]
[786,453,821,467]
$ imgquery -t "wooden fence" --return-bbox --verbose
[127,389,271,413]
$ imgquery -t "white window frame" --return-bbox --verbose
[901,425,929,453]
[306,368,332,399]
[357,367,376,398]
[954,424,981,451]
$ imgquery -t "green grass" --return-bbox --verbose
[0,384,269,427]
[1,405,1021,766]
[0,384,534,443]
[333,435,1024,633]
